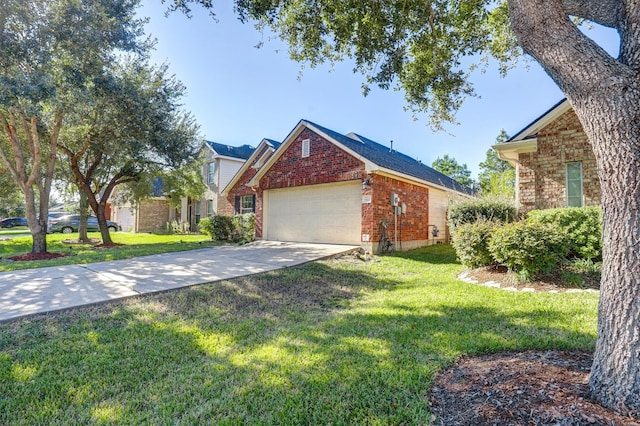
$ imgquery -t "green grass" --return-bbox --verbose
[0,226,30,235]
[0,232,217,272]
[0,245,598,425]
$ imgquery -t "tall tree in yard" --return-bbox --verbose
[171,0,640,414]
[56,59,201,244]
[0,0,145,253]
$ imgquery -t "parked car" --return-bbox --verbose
[48,215,121,234]
[0,217,28,228]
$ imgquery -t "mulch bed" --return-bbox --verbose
[428,267,639,425]
[429,350,639,425]
[8,252,68,261]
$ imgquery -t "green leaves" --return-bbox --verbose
[431,153,475,187]
[228,0,516,128]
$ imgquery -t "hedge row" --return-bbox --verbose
[450,202,602,279]
[199,214,256,244]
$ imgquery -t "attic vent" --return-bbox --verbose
[301,139,310,158]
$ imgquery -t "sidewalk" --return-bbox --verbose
[0,241,358,322]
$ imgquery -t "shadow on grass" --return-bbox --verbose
[0,253,597,424]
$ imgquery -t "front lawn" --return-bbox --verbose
[0,232,216,272]
[0,245,598,424]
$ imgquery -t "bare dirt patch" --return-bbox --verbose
[429,350,639,425]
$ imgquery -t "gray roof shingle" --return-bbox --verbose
[304,120,473,195]
[206,141,255,160]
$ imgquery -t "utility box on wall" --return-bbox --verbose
[390,193,399,206]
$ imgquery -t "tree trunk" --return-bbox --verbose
[96,201,113,245]
[78,191,91,243]
[575,93,640,416]
[507,0,640,415]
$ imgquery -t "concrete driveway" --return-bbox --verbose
[0,241,358,322]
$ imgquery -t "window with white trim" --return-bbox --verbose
[566,162,583,207]
[195,200,202,223]
[207,200,214,217]
[301,139,310,158]
[207,162,216,184]
[240,195,255,214]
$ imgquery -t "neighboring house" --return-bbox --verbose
[111,177,177,232]
[223,119,472,252]
[221,138,281,222]
[181,140,255,229]
[493,99,600,214]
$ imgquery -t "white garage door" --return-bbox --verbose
[264,181,362,245]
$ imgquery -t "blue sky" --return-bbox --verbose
[139,1,619,178]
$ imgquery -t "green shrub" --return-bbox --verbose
[162,220,191,235]
[448,198,517,230]
[526,207,602,260]
[488,221,570,280]
[199,214,255,244]
[451,220,501,268]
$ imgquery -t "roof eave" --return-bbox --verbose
[492,138,538,166]
[507,99,570,142]
[222,139,274,196]
[373,166,474,197]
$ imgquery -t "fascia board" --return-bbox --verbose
[247,121,307,187]
[493,139,538,166]
[303,122,378,171]
[373,167,473,198]
[221,140,271,196]
[509,99,571,142]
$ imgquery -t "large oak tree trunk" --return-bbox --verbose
[508,0,640,415]
[576,92,640,415]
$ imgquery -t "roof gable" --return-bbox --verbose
[221,138,281,196]
[494,98,571,166]
[250,119,473,195]
[507,98,570,142]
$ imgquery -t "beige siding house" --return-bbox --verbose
[493,99,601,214]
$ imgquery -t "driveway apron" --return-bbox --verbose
[0,241,357,322]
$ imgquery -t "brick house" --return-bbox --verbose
[222,120,472,252]
[111,177,177,232]
[180,141,255,229]
[493,99,600,214]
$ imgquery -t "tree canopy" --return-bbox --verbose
[56,58,201,243]
[0,0,147,252]
[478,129,515,197]
[432,154,474,187]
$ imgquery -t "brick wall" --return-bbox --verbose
[260,129,365,189]
[138,199,171,232]
[224,143,273,236]
[518,109,601,213]
[364,173,430,251]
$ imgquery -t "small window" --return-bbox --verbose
[207,162,216,184]
[207,200,214,217]
[566,162,583,207]
[301,139,310,158]
[195,200,201,223]
[240,195,255,214]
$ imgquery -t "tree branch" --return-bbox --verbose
[560,0,623,28]
[508,0,630,101]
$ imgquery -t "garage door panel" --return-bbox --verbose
[265,182,361,244]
